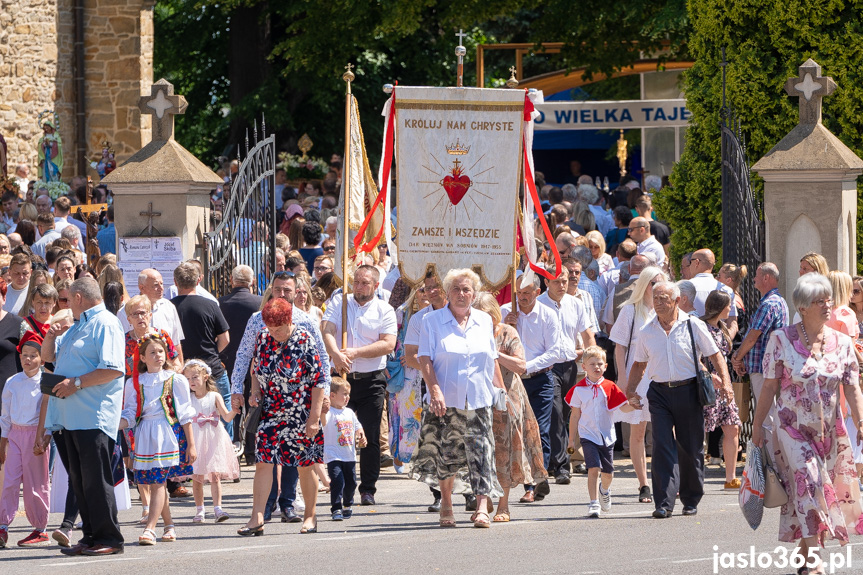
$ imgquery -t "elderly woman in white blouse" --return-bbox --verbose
[411,268,505,529]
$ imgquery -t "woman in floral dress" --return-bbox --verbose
[240,298,326,536]
[753,273,863,575]
[473,293,546,522]
[699,290,742,489]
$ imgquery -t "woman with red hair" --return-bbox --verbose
[239,298,326,536]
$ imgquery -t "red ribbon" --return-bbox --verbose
[522,137,561,280]
[354,89,396,255]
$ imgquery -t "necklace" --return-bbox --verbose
[800,323,822,359]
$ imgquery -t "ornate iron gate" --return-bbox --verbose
[720,49,764,442]
[205,119,276,298]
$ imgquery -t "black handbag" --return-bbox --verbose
[687,319,716,407]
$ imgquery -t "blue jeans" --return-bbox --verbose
[522,371,554,471]
[327,460,357,512]
[267,465,299,513]
[214,371,233,440]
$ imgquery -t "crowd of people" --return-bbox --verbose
[0,165,861,575]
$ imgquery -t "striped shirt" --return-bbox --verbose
[745,288,789,374]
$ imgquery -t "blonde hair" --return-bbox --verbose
[801,252,829,276]
[294,273,313,312]
[330,376,350,394]
[828,270,853,308]
[125,294,152,317]
[183,360,219,394]
[585,230,606,257]
[472,291,502,326]
[582,345,607,364]
[99,264,127,297]
[442,268,481,296]
[718,263,747,291]
[623,266,667,322]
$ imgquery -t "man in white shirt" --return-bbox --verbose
[503,273,562,501]
[625,281,731,519]
[31,213,61,259]
[688,249,739,339]
[628,216,665,267]
[538,264,595,484]
[3,253,31,315]
[563,258,600,334]
[118,269,185,346]
[322,265,397,506]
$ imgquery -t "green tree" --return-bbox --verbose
[654,0,863,270]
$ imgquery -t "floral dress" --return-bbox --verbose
[253,324,325,467]
[386,303,422,463]
[703,323,741,430]
[492,324,548,488]
[762,326,863,544]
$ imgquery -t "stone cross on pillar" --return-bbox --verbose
[783,58,837,125]
[138,78,188,142]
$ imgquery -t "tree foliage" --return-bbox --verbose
[654,0,863,270]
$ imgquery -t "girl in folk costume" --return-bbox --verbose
[119,334,197,546]
[183,360,239,523]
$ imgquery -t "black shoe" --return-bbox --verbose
[360,493,375,506]
[380,454,394,468]
[282,507,301,523]
[464,494,477,512]
[682,506,698,516]
[263,504,273,523]
[428,498,442,513]
[555,473,571,485]
[572,463,588,474]
[652,508,672,519]
[534,480,551,501]
[343,508,353,519]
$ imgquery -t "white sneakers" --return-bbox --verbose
[587,488,612,518]
[587,501,601,518]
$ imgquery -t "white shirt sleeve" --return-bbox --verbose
[120,377,138,428]
[380,304,398,336]
[690,317,721,358]
[417,313,434,359]
[321,292,343,331]
[404,310,424,347]
[0,378,12,436]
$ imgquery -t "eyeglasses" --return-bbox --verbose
[313,266,332,273]
[128,310,149,318]
[811,298,834,307]
[273,271,295,280]
[323,246,336,253]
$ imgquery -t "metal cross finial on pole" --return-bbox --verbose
[455,29,467,88]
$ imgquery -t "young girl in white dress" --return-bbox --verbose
[183,360,239,523]
[120,334,197,546]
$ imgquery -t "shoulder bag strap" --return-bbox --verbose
[623,308,635,366]
[686,318,700,374]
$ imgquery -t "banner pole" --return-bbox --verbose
[341,64,354,355]
[512,157,522,315]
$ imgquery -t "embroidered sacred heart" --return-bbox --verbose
[442,172,471,205]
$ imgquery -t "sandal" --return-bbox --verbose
[472,509,490,528]
[638,485,653,503]
[439,507,456,528]
[161,525,177,542]
[138,528,157,546]
[493,510,510,522]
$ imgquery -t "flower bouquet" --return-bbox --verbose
[38,180,71,200]
[278,152,329,180]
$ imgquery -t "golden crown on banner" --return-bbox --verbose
[445,139,470,155]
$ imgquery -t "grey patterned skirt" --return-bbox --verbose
[410,405,503,497]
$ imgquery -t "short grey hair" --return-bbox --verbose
[70,277,102,302]
[556,232,578,251]
[561,183,578,202]
[758,262,780,281]
[577,184,599,204]
[138,269,160,286]
[677,280,696,303]
[519,271,541,290]
[232,264,254,286]
[792,272,832,312]
[642,252,658,266]
[570,245,593,268]
[61,225,82,243]
[653,280,680,300]
[326,216,337,226]
[442,268,481,296]
[619,261,631,282]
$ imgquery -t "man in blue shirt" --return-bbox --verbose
[43,277,125,556]
[96,205,116,255]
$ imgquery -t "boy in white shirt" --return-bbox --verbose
[322,377,366,521]
[565,346,637,518]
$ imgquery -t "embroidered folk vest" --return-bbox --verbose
[133,374,178,426]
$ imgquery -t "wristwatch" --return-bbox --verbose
[73,377,82,390]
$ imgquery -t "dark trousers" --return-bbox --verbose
[522,371,554,471]
[328,460,357,512]
[52,432,79,530]
[347,371,386,495]
[267,465,298,512]
[54,429,123,548]
[707,428,723,459]
[646,381,705,512]
[550,361,576,476]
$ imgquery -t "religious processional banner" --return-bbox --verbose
[393,86,526,289]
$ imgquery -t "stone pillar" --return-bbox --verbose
[753,59,863,297]
[101,79,222,261]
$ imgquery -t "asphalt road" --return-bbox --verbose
[1,458,858,575]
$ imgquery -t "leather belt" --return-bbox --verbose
[523,366,553,380]
[347,370,384,380]
[652,377,696,388]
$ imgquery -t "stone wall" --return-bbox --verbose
[0,0,154,179]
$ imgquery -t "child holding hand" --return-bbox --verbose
[183,360,240,523]
[0,336,51,547]
[322,377,366,521]
[565,346,637,518]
